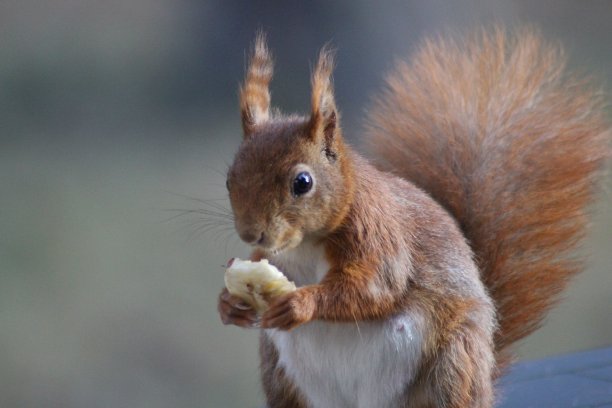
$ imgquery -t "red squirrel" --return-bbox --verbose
[217,29,609,408]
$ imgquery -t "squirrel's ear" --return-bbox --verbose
[310,46,339,150]
[239,32,273,137]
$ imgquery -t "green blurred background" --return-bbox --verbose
[1,1,610,407]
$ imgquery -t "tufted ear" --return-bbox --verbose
[239,32,273,137]
[310,46,339,154]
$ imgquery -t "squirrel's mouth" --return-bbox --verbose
[270,242,290,256]
[259,228,304,255]
[268,235,303,255]
[249,236,289,254]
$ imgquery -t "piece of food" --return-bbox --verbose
[225,258,296,313]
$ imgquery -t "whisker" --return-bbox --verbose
[201,164,229,179]
[186,222,230,243]
[228,233,244,259]
[163,191,231,209]
[162,208,234,222]
[161,189,238,244]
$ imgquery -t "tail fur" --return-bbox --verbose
[365,28,609,368]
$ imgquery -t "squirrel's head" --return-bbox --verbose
[227,33,352,253]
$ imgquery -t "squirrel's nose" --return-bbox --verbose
[239,230,265,246]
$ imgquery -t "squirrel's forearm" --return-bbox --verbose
[309,267,402,322]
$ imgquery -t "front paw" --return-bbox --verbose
[261,288,317,330]
[218,288,260,328]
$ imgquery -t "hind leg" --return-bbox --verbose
[408,322,495,408]
[259,332,309,408]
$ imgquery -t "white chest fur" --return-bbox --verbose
[267,243,425,408]
[272,240,329,287]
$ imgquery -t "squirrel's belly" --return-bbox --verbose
[266,311,425,408]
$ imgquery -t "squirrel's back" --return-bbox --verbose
[365,28,609,370]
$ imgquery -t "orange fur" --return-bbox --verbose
[366,27,609,370]
[218,28,610,407]
[240,31,273,135]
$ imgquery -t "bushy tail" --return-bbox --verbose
[365,28,609,368]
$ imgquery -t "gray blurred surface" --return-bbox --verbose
[1,1,610,407]
[498,347,612,407]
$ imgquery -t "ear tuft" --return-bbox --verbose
[311,45,336,120]
[311,45,339,149]
[240,31,274,137]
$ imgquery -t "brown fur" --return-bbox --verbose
[240,31,274,135]
[366,27,609,370]
[218,28,609,407]
[403,287,494,407]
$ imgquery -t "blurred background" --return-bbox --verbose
[1,1,610,407]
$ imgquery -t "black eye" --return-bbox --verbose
[292,171,313,196]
